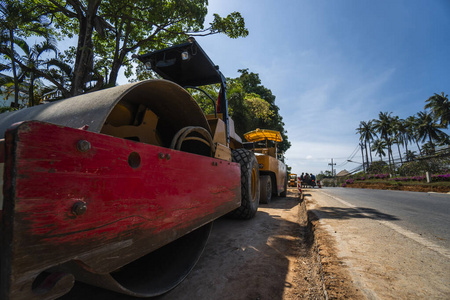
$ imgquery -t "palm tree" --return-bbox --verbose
[371,139,387,161]
[425,92,450,128]
[405,116,422,155]
[0,1,49,107]
[421,141,435,156]
[9,38,58,106]
[416,111,448,150]
[391,116,405,164]
[356,120,376,169]
[373,112,394,170]
[400,119,411,155]
[404,150,416,162]
[43,57,73,100]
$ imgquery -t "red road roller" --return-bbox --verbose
[0,38,260,299]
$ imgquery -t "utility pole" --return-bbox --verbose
[360,143,366,173]
[328,158,336,177]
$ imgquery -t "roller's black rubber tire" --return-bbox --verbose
[227,149,260,219]
[280,173,288,197]
[260,175,272,204]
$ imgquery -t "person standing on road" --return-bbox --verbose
[304,173,310,187]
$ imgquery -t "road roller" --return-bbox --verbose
[0,38,260,299]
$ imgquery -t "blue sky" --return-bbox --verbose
[180,0,450,175]
[6,1,449,175]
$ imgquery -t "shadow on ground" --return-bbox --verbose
[60,192,323,300]
[310,206,399,221]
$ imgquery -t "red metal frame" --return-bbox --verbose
[1,121,241,299]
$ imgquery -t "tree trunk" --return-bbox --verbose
[365,141,370,171]
[429,135,434,152]
[415,138,422,155]
[396,143,403,164]
[368,140,373,163]
[404,136,409,160]
[28,73,35,107]
[70,0,102,96]
[360,143,366,173]
[108,53,124,87]
[387,144,392,171]
[9,29,19,107]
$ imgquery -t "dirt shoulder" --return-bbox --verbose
[306,188,450,299]
[302,195,366,299]
[62,189,330,300]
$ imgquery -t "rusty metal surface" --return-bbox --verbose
[0,79,211,140]
[0,121,241,299]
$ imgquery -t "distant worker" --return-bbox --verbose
[304,173,310,187]
[300,172,304,187]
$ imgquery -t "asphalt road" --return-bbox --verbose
[307,187,450,299]
[316,187,450,250]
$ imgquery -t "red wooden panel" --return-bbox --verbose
[1,121,241,299]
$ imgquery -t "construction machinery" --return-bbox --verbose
[0,38,260,300]
[289,173,298,187]
[243,129,287,204]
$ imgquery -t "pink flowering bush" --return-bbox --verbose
[431,173,450,182]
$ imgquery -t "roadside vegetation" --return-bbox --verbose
[341,93,450,192]
[0,0,248,106]
[317,92,449,191]
[0,1,290,154]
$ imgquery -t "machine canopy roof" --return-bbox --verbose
[244,129,283,143]
[136,38,223,87]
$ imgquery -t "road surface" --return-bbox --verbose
[306,187,450,299]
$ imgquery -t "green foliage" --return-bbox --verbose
[187,84,218,115]
[404,150,417,162]
[317,170,333,181]
[235,69,290,153]
[210,12,249,39]
[416,111,448,148]
[0,0,53,106]
[367,160,389,174]
[353,93,450,180]
[397,158,449,176]
[189,69,291,154]
[0,105,17,112]
[2,0,249,97]
[425,92,449,128]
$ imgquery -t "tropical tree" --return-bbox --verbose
[371,139,386,161]
[35,0,248,96]
[404,150,417,162]
[14,38,58,106]
[416,111,448,150]
[391,116,405,164]
[356,120,376,169]
[43,55,74,100]
[405,115,422,155]
[0,0,50,106]
[189,70,290,153]
[421,141,435,156]
[373,112,394,169]
[235,69,290,152]
[425,92,450,128]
